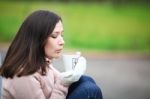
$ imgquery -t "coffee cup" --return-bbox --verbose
[62,52,81,71]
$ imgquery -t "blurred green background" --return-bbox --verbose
[0,1,150,53]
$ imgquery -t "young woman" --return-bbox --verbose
[0,10,102,99]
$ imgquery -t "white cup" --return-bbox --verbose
[62,52,81,71]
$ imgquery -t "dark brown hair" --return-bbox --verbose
[0,10,62,78]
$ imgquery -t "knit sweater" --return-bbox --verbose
[2,65,68,99]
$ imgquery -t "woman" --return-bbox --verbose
[0,10,102,99]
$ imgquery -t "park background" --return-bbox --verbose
[0,0,150,99]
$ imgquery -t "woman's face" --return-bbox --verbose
[44,20,65,59]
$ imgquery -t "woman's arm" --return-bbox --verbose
[2,76,46,99]
[34,69,69,99]
[2,88,14,99]
[49,65,69,98]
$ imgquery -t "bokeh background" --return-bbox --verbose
[0,0,150,52]
[0,0,150,99]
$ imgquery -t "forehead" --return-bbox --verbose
[53,21,63,32]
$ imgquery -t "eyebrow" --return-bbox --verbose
[53,30,64,34]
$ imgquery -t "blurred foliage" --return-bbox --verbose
[0,1,150,52]
[1,0,150,3]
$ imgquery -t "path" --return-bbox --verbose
[53,53,150,99]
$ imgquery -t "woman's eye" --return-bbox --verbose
[50,34,57,38]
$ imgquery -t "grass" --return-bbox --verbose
[0,1,150,52]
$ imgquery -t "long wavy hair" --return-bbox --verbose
[0,10,62,78]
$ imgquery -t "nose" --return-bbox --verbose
[58,36,65,45]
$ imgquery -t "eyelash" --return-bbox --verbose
[50,34,64,38]
[51,35,57,38]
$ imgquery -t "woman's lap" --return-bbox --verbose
[67,75,103,99]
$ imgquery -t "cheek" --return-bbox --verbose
[44,41,53,57]
[44,46,55,59]
[44,38,58,58]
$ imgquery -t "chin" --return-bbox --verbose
[54,53,61,58]
[54,56,59,59]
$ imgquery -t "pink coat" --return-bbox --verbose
[2,65,69,99]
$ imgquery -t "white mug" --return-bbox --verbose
[62,52,81,71]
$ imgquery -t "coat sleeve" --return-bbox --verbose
[9,74,67,99]
[34,71,69,99]
[2,69,69,99]
[2,76,46,99]
[2,88,14,99]
[48,65,69,99]
[50,78,69,99]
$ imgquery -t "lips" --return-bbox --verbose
[55,49,62,53]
